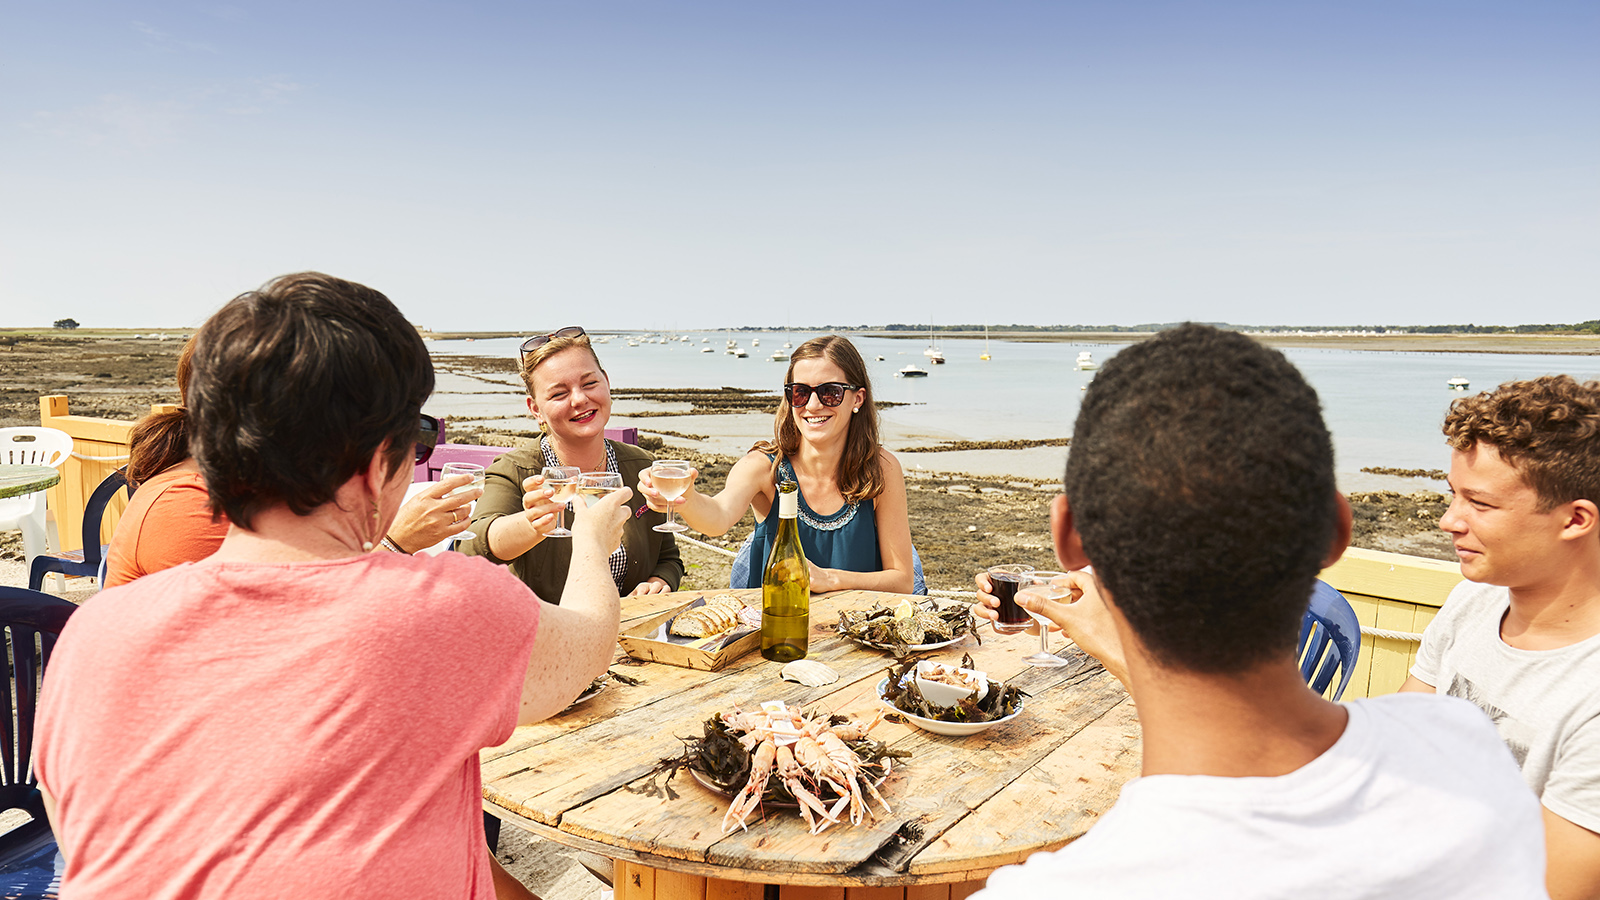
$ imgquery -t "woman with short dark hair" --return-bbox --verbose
[37,272,629,899]
[105,335,479,586]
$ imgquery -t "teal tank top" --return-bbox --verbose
[735,456,879,588]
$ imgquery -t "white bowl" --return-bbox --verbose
[913,660,988,708]
[876,678,1024,737]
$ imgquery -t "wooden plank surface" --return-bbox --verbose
[907,692,1139,877]
[1321,547,1462,609]
[484,590,1134,889]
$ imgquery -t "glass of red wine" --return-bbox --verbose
[986,564,1036,634]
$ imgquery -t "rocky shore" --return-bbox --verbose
[0,334,1459,583]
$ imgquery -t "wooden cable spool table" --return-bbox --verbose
[481,589,1141,900]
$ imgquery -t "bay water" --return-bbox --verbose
[424,333,1598,488]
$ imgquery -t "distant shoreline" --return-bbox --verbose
[433,330,1600,356]
[4,328,1596,357]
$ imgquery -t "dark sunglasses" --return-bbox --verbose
[784,382,862,408]
[519,327,587,362]
[415,414,441,464]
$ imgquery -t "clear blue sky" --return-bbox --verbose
[3,1,1595,330]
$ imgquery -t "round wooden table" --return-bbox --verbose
[481,589,1141,900]
[0,465,61,499]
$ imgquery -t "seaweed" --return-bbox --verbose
[881,654,1028,723]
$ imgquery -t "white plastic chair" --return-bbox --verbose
[0,428,74,573]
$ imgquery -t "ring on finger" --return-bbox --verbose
[451,510,460,524]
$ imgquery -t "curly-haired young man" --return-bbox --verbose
[971,324,1545,899]
[1402,375,1600,900]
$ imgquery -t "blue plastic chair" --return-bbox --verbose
[729,534,926,595]
[1299,579,1361,700]
[28,469,130,592]
[0,585,80,897]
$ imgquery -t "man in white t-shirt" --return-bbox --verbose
[1400,375,1600,900]
[971,324,1546,899]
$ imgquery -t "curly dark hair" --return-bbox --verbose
[1064,324,1337,674]
[187,273,433,529]
[1442,376,1600,512]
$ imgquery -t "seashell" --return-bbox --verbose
[780,660,839,687]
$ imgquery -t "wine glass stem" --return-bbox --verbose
[1039,628,1049,657]
[556,507,565,532]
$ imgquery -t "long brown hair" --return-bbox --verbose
[127,337,196,487]
[754,334,884,501]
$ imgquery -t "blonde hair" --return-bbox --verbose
[754,334,884,502]
[518,333,605,398]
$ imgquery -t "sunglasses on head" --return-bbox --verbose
[415,414,441,464]
[519,327,587,362]
[784,382,862,408]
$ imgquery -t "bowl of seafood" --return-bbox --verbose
[639,701,908,835]
[877,655,1025,737]
[913,660,988,708]
[836,597,976,655]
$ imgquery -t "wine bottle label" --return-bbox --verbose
[779,488,798,519]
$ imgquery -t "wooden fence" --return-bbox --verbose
[1318,547,1463,698]
[38,395,147,553]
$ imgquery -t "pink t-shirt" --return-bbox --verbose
[36,551,540,900]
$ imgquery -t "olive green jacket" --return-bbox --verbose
[461,441,684,603]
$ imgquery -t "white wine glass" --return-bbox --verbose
[441,462,487,541]
[578,471,624,509]
[650,459,692,534]
[542,465,581,538]
[1017,571,1073,668]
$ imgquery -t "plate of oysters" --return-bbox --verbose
[835,597,976,653]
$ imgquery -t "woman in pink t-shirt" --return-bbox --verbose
[37,273,631,900]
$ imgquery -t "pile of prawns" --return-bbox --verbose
[718,702,895,835]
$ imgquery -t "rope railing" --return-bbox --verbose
[676,533,737,559]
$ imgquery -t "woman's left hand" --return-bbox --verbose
[629,577,672,596]
[386,474,479,552]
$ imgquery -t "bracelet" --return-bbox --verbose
[380,535,412,555]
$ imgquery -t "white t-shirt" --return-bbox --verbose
[973,695,1545,900]
[1412,579,1600,832]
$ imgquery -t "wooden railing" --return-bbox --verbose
[38,395,148,553]
[1319,547,1463,698]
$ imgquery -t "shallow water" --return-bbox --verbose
[423,333,1598,485]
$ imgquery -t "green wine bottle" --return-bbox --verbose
[761,479,809,662]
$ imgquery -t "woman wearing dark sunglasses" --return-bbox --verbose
[459,326,684,601]
[639,334,915,593]
[103,342,474,587]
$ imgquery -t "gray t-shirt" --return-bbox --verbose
[1413,579,1600,832]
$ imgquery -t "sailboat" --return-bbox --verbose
[924,320,945,364]
[980,324,991,361]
